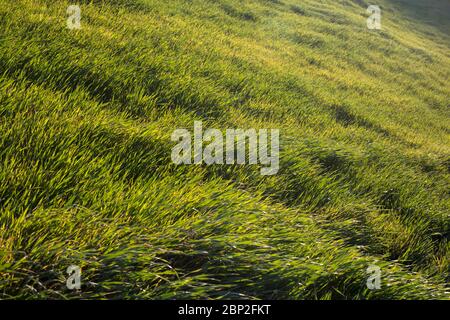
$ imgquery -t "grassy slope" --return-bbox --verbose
[0,0,449,299]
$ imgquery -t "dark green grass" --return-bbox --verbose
[0,0,449,299]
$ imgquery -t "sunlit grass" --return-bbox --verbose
[0,0,448,299]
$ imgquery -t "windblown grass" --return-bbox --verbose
[0,0,449,299]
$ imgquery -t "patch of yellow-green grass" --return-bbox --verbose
[0,0,448,299]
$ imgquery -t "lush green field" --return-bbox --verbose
[0,0,449,299]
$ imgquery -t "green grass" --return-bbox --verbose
[0,0,449,299]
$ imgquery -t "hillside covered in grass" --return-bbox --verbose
[0,0,449,299]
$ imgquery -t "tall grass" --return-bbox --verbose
[0,0,449,299]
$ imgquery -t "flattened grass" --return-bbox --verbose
[0,0,449,299]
